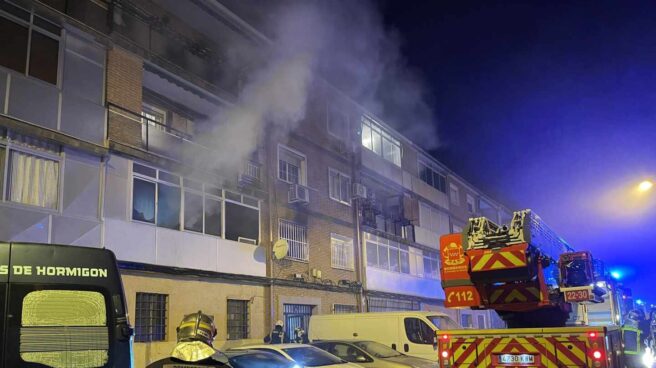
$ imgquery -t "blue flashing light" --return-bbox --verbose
[610,271,622,280]
[637,299,644,306]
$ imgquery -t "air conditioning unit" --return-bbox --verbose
[288,183,310,204]
[352,183,367,199]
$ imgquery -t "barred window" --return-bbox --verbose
[333,304,357,314]
[279,219,308,261]
[331,234,354,270]
[227,300,249,340]
[367,296,419,312]
[135,293,168,342]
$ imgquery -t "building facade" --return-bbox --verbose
[0,0,509,366]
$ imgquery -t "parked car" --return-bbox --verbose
[309,311,460,361]
[231,344,364,367]
[312,340,438,368]
[224,349,300,368]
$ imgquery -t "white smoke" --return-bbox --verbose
[198,0,438,174]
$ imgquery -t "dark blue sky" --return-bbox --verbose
[382,1,656,301]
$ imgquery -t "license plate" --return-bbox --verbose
[498,354,535,364]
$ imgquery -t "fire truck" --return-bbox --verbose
[437,210,631,368]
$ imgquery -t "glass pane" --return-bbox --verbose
[340,176,350,202]
[287,164,299,184]
[225,202,259,243]
[423,257,432,278]
[158,171,180,184]
[329,171,339,199]
[132,178,155,223]
[21,290,108,368]
[400,251,410,274]
[157,183,181,229]
[204,197,222,236]
[133,163,156,178]
[278,159,287,181]
[382,137,393,162]
[371,129,382,155]
[366,241,377,267]
[0,17,28,74]
[184,191,203,232]
[361,121,372,149]
[28,31,59,84]
[378,245,389,269]
[389,248,399,272]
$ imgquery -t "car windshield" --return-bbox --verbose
[229,351,297,368]
[428,315,461,330]
[283,346,344,366]
[353,341,402,358]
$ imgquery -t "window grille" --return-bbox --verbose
[227,300,249,340]
[333,304,357,314]
[135,293,168,342]
[279,219,308,261]
[331,234,354,270]
[367,297,419,312]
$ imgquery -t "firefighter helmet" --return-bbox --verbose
[177,310,217,345]
[171,311,218,362]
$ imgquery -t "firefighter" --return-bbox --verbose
[264,320,287,344]
[293,326,307,343]
[147,311,229,367]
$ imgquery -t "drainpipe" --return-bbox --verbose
[351,121,366,312]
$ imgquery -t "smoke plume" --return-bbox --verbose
[199,0,438,174]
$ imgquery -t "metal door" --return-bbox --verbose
[284,304,314,342]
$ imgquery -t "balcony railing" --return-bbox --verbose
[107,103,212,164]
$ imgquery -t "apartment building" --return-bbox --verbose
[0,0,513,366]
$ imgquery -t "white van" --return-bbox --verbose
[308,311,460,361]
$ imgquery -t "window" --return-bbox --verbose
[141,103,168,131]
[6,148,60,209]
[0,12,60,84]
[449,184,460,205]
[279,219,308,261]
[331,234,354,270]
[333,304,357,314]
[423,251,440,280]
[278,145,306,185]
[466,194,476,213]
[404,317,436,344]
[227,300,249,340]
[477,315,486,329]
[132,164,180,229]
[460,313,473,328]
[328,168,351,205]
[418,161,446,193]
[327,105,348,139]
[361,116,401,166]
[419,202,450,235]
[367,297,419,312]
[135,292,168,342]
[225,192,259,244]
[19,290,108,367]
[365,233,428,277]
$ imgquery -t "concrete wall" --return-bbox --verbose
[122,272,266,367]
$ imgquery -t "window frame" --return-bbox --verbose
[466,194,476,213]
[224,191,260,244]
[0,139,63,212]
[418,160,447,193]
[361,116,401,167]
[0,8,62,86]
[328,167,351,205]
[364,233,432,278]
[330,233,355,271]
[403,317,436,345]
[277,144,307,185]
[449,184,460,205]
[134,292,168,343]
[279,219,309,262]
[227,299,250,340]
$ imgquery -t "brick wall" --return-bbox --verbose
[106,47,143,147]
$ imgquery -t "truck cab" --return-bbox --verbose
[0,242,133,368]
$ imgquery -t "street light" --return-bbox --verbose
[638,180,653,192]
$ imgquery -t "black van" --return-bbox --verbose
[0,242,133,367]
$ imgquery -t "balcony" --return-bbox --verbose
[361,199,415,243]
[107,103,213,165]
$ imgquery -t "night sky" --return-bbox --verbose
[381,1,656,301]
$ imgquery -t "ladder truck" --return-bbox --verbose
[437,210,631,368]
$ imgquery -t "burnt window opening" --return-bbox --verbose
[0,12,60,85]
[225,201,258,244]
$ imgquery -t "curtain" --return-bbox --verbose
[9,150,59,209]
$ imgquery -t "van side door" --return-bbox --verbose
[402,317,438,361]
